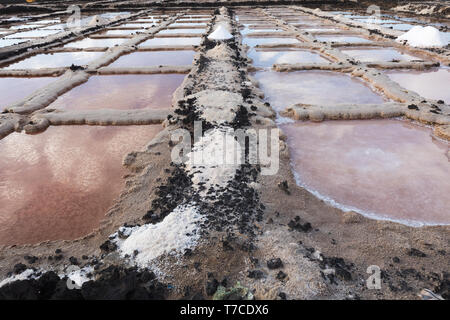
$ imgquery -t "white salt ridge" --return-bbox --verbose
[88,15,109,27]
[63,266,93,287]
[117,204,204,267]
[208,24,233,40]
[0,269,37,288]
[185,127,242,192]
[396,26,448,47]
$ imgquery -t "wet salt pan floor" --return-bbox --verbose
[0,38,28,48]
[64,37,127,48]
[3,52,103,69]
[0,125,161,245]
[158,28,205,34]
[110,51,195,67]
[282,120,450,225]
[243,37,301,47]
[4,29,60,38]
[48,74,185,110]
[255,70,386,110]
[387,68,450,104]
[0,77,56,110]
[139,37,201,46]
[341,47,422,62]
[248,49,329,67]
[315,34,372,43]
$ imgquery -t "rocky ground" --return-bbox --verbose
[0,3,448,300]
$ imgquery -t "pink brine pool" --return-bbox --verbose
[0,125,161,245]
[387,68,450,104]
[282,119,450,226]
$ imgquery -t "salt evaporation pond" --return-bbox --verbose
[282,119,450,225]
[64,37,127,48]
[158,28,205,34]
[243,37,300,47]
[48,74,185,110]
[387,68,450,104]
[0,77,56,110]
[0,125,161,245]
[109,51,195,67]
[3,52,103,69]
[315,34,372,43]
[139,37,201,46]
[341,47,422,62]
[255,70,386,110]
[249,49,329,67]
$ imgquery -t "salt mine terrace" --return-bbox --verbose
[0,2,448,301]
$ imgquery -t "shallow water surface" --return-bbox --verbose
[281,120,450,225]
[0,125,161,245]
[4,52,103,69]
[341,47,422,62]
[248,49,328,67]
[386,68,450,104]
[0,38,28,48]
[4,29,60,38]
[158,28,205,34]
[64,37,127,48]
[254,70,386,110]
[243,37,300,47]
[0,77,56,110]
[48,74,185,110]
[109,50,195,67]
[140,37,201,46]
[316,34,372,43]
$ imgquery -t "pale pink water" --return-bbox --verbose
[387,68,450,104]
[0,77,56,111]
[254,70,386,110]
[282,119,450,225]
[47,74,185,110]
[0,125,161,245]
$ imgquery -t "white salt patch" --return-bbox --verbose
[208,24,233,40]
[88,15,108,26]
[117,204,204,267]
[63,266,93,287]
[0,269,37,288]
[185,127,242,192]
[396,26,447,48]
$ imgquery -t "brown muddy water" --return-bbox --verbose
[3,52,104,69]
[254,70,386,110]
[110,51,196,67]
[248,48,329,67]
[0,77,57,110]
[0,125,161,245]
[281,119,450,226]
[386,68,450,104]
[47,74,185,110]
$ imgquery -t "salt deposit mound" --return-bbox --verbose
[208,24,233,40]
[396,26,447,48]
[88,15,108,26]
